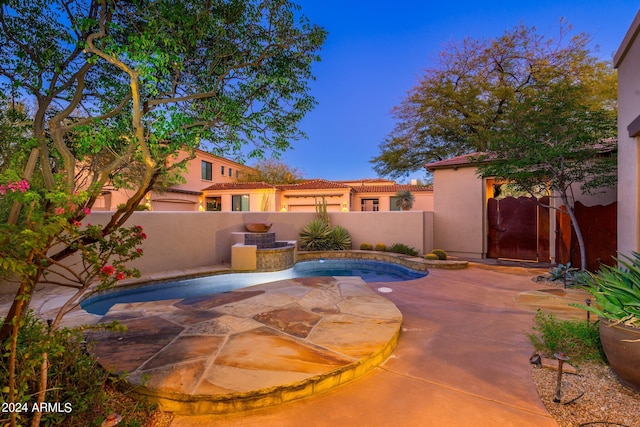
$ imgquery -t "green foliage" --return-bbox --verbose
[430,249,447,260]
[328,225,351,250]
[424,253,439,260]
[299,219,332,251]
[578,252,640,328]
[314,196,330,226]
[360,242,373,251]
[238,159,304,184]
[388,243,419,256]
[547,263,589,287]
[373,23,617,180]
[299,221,352,251]
[0,311,156,426]
[527,310,604,363]
[394,190,415,210]
[374,243,387,252]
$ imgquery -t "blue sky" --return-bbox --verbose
[273,1,639,183]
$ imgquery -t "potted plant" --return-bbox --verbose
[581,252,640,391]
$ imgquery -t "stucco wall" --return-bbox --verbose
[615,11,640,256]
[432,166,486,258]
[83,211,434,276]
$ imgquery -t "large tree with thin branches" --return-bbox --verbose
[0,2,324,423]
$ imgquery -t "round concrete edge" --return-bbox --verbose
[128,324,402,415]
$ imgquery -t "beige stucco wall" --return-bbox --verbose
[82,211,434,275]
[432,166,487,258]
[615,10,640,256]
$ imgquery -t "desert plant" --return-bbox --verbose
[299,219,332,251]
[424,253,439,260]
[374,242,387,252]
[431,249,448,260]
[527,310,604,363]
[394,190,415,210]
[360,242,373,250]
[388,243,419,256]
[329,225,351,250]
[579,252,640,328]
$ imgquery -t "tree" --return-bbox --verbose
[238,158,304,184]
[395,190,415,210]
[0,1,324,424]
[373,22,617,269]
[371,22,617,177]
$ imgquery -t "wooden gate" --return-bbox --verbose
[487,196,550,261]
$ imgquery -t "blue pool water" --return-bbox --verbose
[81,259,427,315]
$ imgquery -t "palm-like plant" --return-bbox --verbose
[395,190,415,210]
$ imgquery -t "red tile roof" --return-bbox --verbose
[202,182,277,191]
[276,179,352,191]
[351,184,432,193]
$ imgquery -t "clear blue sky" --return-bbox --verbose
[274,0,638,183]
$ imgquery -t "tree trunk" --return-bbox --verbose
[559,192,587,270]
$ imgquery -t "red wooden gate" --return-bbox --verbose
[555,201,617,271]
[487,196,550,261]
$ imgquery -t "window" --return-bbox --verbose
[201,161,212,181]
[390,196,401,211]
[229,168,233,177]
[205,197,221,211]
[232,194,250,211]
[221,165,225,175]
[361,199,379,211]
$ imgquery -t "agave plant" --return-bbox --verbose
[298,219,332,251]
[581,252,640,328]
[329,225,351,250]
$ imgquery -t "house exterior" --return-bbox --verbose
[425,152,617,267]
[202,178,433,212]
[614,10,640,257]
[92,149,256,212]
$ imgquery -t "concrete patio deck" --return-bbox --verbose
[1,261,588,426]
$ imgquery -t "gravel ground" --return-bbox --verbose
[532,361,640,427]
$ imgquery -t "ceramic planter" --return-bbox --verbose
[599,318,640,392]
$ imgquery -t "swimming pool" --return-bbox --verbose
[81,259,427,315]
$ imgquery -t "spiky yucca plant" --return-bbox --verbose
[329,225,351,250]
[299,219,332,251]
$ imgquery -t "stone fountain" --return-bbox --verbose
[230,223,296,271]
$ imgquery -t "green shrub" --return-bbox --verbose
[527,310,605,363]
[431,249,447,260]
[360,242,373,250]
[388,243,419,256]
[299,219,332,251]
[329,225,351,250]
[0,311,156,426]
[374,242,387,252]
[424,253,439,260]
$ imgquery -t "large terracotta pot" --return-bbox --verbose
[599,318,640,392]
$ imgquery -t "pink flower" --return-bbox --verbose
[136,248,143,254]
[55,207,66,215]
[82,207,91,215]
[71,220,82,227]
[100,265,115,276]
[115,271,126,281]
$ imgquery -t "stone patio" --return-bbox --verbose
[87,276,402,415]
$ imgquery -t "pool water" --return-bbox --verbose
[81,259,427,315]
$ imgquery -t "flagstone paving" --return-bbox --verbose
[87,276,402,414]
